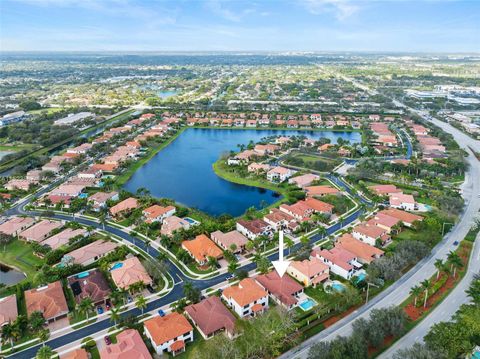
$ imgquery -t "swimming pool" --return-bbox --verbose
[76,271,90,279]
[299,298,317,311]
[78,193,88,199]
[184,217,199,225]
[331,282,346,292]
[110,263,123,271]
[355,273,366,282]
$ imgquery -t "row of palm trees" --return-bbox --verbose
[409,251,464,308]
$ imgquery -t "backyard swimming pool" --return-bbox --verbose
[299,298,317,311]
[110,262,123,271]
[76,271,90,278]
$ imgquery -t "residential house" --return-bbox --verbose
[380,208,423,227]
[181,234,223,265]
[267,166,295,182]
[19,220,63,242]
[0,295,18,326]
[0,216,35,236]
[61,240,119,266]
[109,197,139,217]
[24,281,69,322]
[247,163,271,173]
[336,234,384,264]
[236,219,271,240]
[286,258,329,287]
[160,216,191,237]
[88,191,119,211]
[311,247,362,280]
[389,193,417,211]
[144,312,193,356]
[222,278,269,318]
[5,179,35,191]
[143,204,176,224]
[67,269,111,305]
[263,208,298,232]
[255,271,304,310]
[26,170,43,182]
[352,223,390,246]
[100,329,152,359]
[211,230,248,253]
[184,296,236,339]
[368,212,401,233]
[60,349,88,359]
[369,184,402,196]
[110,256,153,290]
[41,228,87,250]
[304,185,340,197]
[288,173,320,188]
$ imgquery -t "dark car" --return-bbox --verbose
[453,241,459,246]
[158,309,166,317]
[104,336,112,345]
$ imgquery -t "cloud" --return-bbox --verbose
[300,0,359,20]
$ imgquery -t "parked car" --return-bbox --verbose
[104,336,112,345]
[158,309,166,317]
[453,241,459,246]
[97,306,104,315]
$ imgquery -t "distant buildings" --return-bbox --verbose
[54,112,94,126]
[0,111,27,126]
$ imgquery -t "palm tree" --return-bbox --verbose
[78,297,94,321]
[285,237,294,255]
[135,296,147,315]
[38,328,50,347]
[109,290,123,308]
[447,251,463,278]
[409,285,422,307]
[317,226,327,240]
[1,322,14,347]
[421,279,431,308]
[109,307,120,327]
[434,259,444,280]
[36,345,53,359]
[207,256,219,270]
[228,261,239,274]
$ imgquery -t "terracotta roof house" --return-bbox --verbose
[368,212,401,233]
[60,349,88,359]
[181,234,223,265]
[305,185,340,197]
[160,216,191,237]
[287,258,330,287]
[62,240,119,266]
[88,191,119,211]
[369,184,402,196]
[236,219,272,240]
[210,230,248,253]
[0,216,35,236]
[49,184,86,198]
[263,208,297,232]
[311,247,362,280]
[267,166,296,183]
[24,281,68,322]
[336,234,384,264]
[184,296,236,339]
[379,208,423,227]
[288,174,320,188]
[143,204,176,224]
[144,312,194,356]
[26,169,43,182]
[110,256,153,290]
[41,228,87,250]
[0,294,18,326]
[303,197,334,214]
[68,269,111,305]
[389,193,417,211]
[109,197,139,217]
[253,144,279,156]
[255,271,304,310]
[100,329,152,359]
[19,220,63,242]
[5,179,36,191]
[247,162,271,173]
[222,278,269,318]
[352,223,390,246]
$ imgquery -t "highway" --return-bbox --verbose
[280,113,480,359]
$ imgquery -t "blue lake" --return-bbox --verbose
[124,128,361,216]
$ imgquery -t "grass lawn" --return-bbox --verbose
[0,239,44,280]
[27,108,64,115]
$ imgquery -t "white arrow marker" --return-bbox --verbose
[272,230,290,277]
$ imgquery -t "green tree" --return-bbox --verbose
[183,282,201,303]
[410,285,422,307]
[38,328,50,347]
[421,279,431,308]
[36,345,53,359]
[109,307,120,327]
[434,259,443,280]
[29,311,45,332]
[78,297,94,321]
[466,273,480,304]
[135,296,147,315]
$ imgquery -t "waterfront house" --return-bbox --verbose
[247,162,271,173]
[287,258,330,287]
[109,197,138,217]
[19,220,63,242]
[267,166,295,182]
[143,204,176,224]
[236,219,272,240]
[0,216,35,236]
[288,173,320,188]
[100,329,152,359]
[0,294,18,327]
[222,278,269,318]
[181,234,223,265]
[255,271,303,310]
[144,312,194,356]
[304,185,340,197]
[160,216,191,237]
[184,296,236,339]
[24,281,69,322]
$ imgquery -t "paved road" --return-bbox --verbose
[377,111,480,357]
[281,115,480,359]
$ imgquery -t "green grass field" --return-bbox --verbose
[0,239,44,280]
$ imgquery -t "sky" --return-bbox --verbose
[1,0,479,52]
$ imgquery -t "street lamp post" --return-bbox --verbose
[366,282,379,304]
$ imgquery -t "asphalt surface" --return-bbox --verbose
[280,112,480,359]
